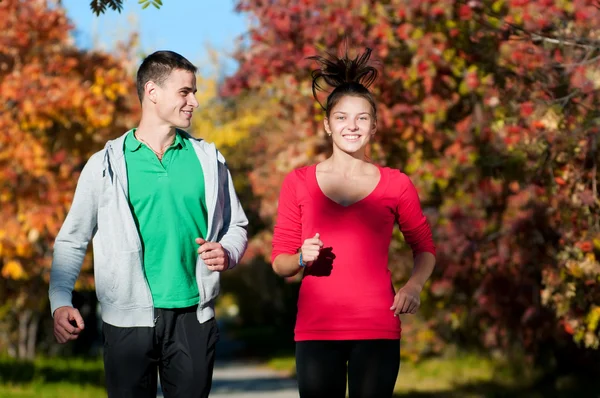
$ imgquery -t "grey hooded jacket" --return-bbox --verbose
[49,130,248,327]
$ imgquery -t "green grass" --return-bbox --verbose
[3,353,598,397]
[395,354,512,392]
[266,355,297,373]
[0,356,106,398]
[0,384,106,398]
[267,353,600,398]
[266,353,506,385]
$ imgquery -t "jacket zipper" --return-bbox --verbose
[106,143,154,307]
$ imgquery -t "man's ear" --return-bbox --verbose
[145,81,158,104]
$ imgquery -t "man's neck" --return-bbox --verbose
[135,118,177,149]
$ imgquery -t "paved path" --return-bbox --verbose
[210,361,298,397]
[158,360,298,398]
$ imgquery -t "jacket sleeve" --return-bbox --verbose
[49,151,103,315]
[215,153,249,269]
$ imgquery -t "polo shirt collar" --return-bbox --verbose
[124,128,187,152]
[173,129,187,150]
[124,129,142,152]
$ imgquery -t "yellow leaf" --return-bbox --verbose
[513,11,523,25]
[411,28,424,40]
[359,3,369,17]
[443,49,456,63]
[16,243,30,257]
[1,260,27,280]
[492,0,504,13]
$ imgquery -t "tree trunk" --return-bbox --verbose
[17,309,32,360]
[26,313,39,360]
[1,329,17,358]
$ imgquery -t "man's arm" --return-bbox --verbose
[49,152,102,342]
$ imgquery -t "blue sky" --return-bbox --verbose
[61,0,249,75]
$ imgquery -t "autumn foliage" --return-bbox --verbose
[2,0,600,371]
[0,0,139,358]
[220,0,600,360]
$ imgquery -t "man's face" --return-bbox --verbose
[152,68,198,129]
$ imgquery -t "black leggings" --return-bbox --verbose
[295,339,400,398]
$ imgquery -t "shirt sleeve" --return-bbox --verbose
[395,171,436,256]
[271,171,303,263]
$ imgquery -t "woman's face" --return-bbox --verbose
[324,95,376,156]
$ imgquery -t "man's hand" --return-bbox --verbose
[300,233,323,266]
[53,306,85,344]
[196,238,229,272]
[390,282,422,316]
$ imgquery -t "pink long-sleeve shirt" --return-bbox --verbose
[272,164,435,341]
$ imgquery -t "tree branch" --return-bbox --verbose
[90,0,124,16]
[474,0,600,50]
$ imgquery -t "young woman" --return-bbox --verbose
[271,48,437,398]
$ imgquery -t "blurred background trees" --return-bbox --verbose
[0,0,139,359]
[1,0,599,390]
[217,0,600,375]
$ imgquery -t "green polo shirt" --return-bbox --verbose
[124,129,208,308]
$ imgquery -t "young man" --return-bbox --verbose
[49,51,248,397]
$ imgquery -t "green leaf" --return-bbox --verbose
[90,0,124,16]
[492,0,504,13]
[411,27,424,40]
[443,48,456,63]
[487,16,501,28]
[459,81,469,95]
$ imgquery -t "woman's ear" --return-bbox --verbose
[324,118,332,137]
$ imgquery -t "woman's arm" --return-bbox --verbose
[391,171,437,315]
[273,253,303,277]
[273,233,323,277]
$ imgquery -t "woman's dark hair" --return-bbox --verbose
[308,47,379,120]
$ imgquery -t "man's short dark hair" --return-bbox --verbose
[136,50,197,102]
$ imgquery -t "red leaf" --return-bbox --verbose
[396,24,412,40]
[531,120,545,129]
[564,322,575,335]
[520,102,534,117]
[555,177,566,186]
[576,241,593,252]
[432,6,445,16]
[458,4,472,20]
[466,71,479,89]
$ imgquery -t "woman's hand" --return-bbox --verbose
[390,282,422,316]
[300,233,323,265]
